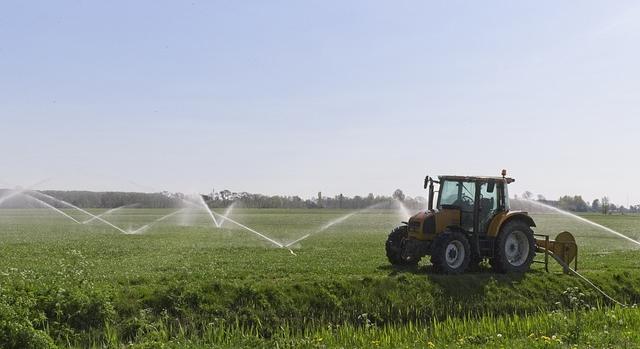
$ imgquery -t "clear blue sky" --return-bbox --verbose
[1,1,639,205]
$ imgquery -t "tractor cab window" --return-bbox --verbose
[438,180,476,211]
[503,183,510,210]
[479,182,499,232]
[438,180,476,231]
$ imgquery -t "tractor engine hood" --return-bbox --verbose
[407,210,437,238]
[407,208,462,240]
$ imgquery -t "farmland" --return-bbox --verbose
[1,208,640,348]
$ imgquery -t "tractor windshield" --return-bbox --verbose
[438,180,475,211]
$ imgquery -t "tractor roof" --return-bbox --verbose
[439,175,515,184]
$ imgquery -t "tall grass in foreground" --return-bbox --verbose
[76,305,639,348]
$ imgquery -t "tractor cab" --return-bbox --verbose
[429,175,512,234]
[386,170,538,274]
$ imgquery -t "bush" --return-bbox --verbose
[0,301,57,349]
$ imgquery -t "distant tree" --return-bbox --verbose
[537,194,546,201]
[558,195,589,212]
[558,196,573,211]
[601,196,610,215]
[522,191,533,200]
[591,199,600,212]
[219,190,231,203]
[574,196,589,212]
[392,189,405,202]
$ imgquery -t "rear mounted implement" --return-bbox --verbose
[535,231,578,273]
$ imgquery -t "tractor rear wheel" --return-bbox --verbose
[430,231,471,274]
[385,225,416,265]
[491,220,536,273]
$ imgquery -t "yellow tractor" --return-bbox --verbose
[386,170,575,274]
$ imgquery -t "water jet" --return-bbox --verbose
[29,191,129,234]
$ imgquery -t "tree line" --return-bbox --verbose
[0,189,424,210]
[203,189,425,209]
[518,191,638,214]
[0,189,182,209]
[1,188,634,213]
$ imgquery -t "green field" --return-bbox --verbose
[1,208,640,348]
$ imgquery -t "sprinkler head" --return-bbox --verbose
[501,169,507,177]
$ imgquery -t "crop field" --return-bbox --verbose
[1,208,640,348]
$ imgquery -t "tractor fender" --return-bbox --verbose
[487,211,536,237]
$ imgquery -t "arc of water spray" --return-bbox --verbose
[181,197,234,228]
[396,200,412,220]
[129,208,186,234]
[180,197,292,251]
[82,204,138,224]
[285,212,355,248]
[23,194,81,224]
[284,202,390,248]
[0,178,51,207]
[284,211,360,248]
[208,210,285,247]
[28,191,129,234]
[119,189,290,252]
[0,190,23,207]
[218,202,236,228]
[525,199,640,247]
[205,209,295,254]
[197,195,220,227]
[182,195,225,228]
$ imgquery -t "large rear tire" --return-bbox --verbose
[430,231,471,274]
[385,225,416,265]
[491,220,536,273]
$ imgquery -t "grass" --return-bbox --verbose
[128,305,639,349]
[0,207,639,348]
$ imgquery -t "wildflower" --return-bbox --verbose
[427,341,435,348]
[497,333,503,338]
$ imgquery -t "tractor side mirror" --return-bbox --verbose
[424,176,430,189]
[487,182,495,193]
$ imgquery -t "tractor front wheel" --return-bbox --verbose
[385,225,416,266]
[430,231,471,274]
